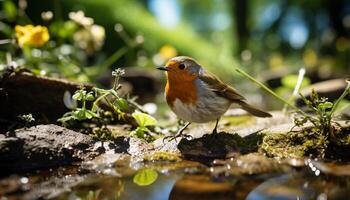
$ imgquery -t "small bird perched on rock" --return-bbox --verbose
[157,56,271,140]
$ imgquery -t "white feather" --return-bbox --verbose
[170,80,231,123]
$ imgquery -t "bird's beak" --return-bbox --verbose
[157,66,169,71]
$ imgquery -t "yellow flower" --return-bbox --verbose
[15,25,50,47]
[159,45,177,60]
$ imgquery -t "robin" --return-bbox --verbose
[157,56,272,140]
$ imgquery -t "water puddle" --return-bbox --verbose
[57,160,350,200]
[2,157,350,200]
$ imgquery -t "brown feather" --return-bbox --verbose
[198,70,245,101]
[199,70,272,118]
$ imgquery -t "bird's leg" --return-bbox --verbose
[163,122,192,142]
[177,121,191,136]
[212,118,220,135]
[207,118,221,143]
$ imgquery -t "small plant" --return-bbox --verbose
[131,111,158,142]
[295,80,350,131]
[58,68,159,142]
[17,113,35,127]
[294,90,333,133]
[58,69,127,124]
[91,68,129,119]
[291,80,350,157]
[91,126,114,142]
[58,88,98,124]
[236,67,350,158]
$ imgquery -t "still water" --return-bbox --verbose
[54,162,350,200]
[2,158,350,200]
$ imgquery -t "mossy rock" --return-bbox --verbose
[260,126,350,160]
[260,132,310,159]
[143,151,181,162]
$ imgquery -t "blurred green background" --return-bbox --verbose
[1,0,349,109]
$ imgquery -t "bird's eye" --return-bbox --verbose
[178,64,186,70]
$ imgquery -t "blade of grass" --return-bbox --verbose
[330,79,350,116]
[283,68,306,112]
[235,67,307,116]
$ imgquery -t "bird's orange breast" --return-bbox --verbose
[165,78,197,106]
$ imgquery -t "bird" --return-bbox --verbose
[157,56,272,140]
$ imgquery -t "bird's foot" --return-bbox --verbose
[208,129,220,143]
[163,132,192,143]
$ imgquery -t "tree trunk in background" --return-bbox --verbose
[232,0,249,56]
[327,0,346,37]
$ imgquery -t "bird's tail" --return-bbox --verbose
[238,101,272,118]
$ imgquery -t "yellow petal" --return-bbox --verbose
[15,25,49,47]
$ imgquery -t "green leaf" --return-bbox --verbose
[115,98,129,110]
[86,93,95,101]
[132,111,157,127]
[0,22,14,37]
[4,0,17,21]
[281,75,310,89]
[133,169,158,186]
[57,115,74,123]
[72,91,83,100]
[85,110,99,119]
[131,127,149,138]
[318,102,333,111]
[74,109,86,120]
[332,100,350,114]
[85,111,93,119]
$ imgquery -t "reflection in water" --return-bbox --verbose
[133,168,159,186]
[170,175,236,200]
[122,173,177,200]
[169,174,261,200]
[57,173,178,200]
[60,176,125,200]
[247,172,350,200]
[247,174,311,200]
[51,162,350,200]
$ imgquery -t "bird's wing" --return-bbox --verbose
[199,70,272,118]
[198,70,245,102]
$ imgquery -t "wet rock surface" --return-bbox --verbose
[1,111,350,199]
[0,124,96,174]
[211,153,289,176]
[0,166,89,200]
[178,133,240,161]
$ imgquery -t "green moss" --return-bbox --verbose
[260,126,350,160]
[260,133,306,159]
[143,151,181,162]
